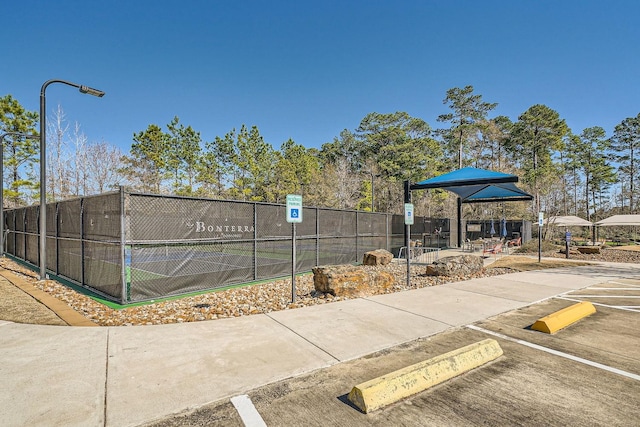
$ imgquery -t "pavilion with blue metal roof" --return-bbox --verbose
[405,167,533,247]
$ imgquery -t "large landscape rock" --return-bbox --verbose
[362,249,393,266]
[425,255,484,277]
[559,247,581,255]
[312,264,395,297]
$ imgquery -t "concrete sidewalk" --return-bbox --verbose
[1,261,639,427]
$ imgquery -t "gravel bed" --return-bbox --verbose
[1,247,638,327]
[539,246,640,263]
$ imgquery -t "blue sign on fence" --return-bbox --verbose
[286,195,303,223]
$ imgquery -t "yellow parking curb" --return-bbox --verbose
[531,301,596,334]
[347,339,503,413]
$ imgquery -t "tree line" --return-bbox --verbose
[1,86,638,224]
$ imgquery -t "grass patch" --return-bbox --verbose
[514,240,562,254]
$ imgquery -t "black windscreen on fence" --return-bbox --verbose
[3,188,449,304]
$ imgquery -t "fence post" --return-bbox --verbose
[23,209,26,262]
[119,186,127,304]
[80,198,85,287]
[6,210,11,255]
[253,203,258,280]
[386,213,390,252]
[355,211,359,263]
[54,203,59,275]
[315,207,319,267]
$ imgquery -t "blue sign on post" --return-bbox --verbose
[404,203,414,225]
[286,195,303,223]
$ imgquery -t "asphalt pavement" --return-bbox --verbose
[1,259,639,427]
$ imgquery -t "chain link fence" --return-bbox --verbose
[3,188,450,304]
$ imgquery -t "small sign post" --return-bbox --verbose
[538,212,544,263]
[565,230,571,259]
[286,195,303,303]
[404,203,414,288]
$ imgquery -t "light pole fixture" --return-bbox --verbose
[39,79,104,280]
[0,132,39,254]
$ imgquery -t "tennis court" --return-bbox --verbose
[3,189,449,303]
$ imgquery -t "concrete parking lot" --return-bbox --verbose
[149,278,640,426]
[3,263,639,427]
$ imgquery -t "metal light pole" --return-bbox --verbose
[370,172,375,213]
[39,79,104,280]
[0,132,39,254]
[368,171,379,213]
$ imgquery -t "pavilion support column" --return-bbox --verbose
[457,197,462,248]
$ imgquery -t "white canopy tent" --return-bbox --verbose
[595,215,640,226]
[543,215,593,227]
[543,215,594,243]
[594,215,640,243]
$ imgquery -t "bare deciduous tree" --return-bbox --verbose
[71,123,88,196]
[84,141,124,193]
[46,104,71,201]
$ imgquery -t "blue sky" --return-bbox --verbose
[3,0,639,153]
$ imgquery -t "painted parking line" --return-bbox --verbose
[565,295,640,298]
[466,325,640,382]
[558,296,640,313]
[608,281,640,286]
[561,278,640,312]
[230,394,267,427]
